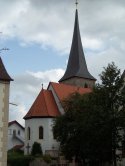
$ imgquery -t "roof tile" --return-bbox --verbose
[50,82,92,101]
[24,89,60,119]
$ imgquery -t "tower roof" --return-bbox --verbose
[59,9,96,82]
[0,57,13,82]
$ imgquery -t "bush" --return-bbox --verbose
[42,154,52,163]
[31,142,43,156]
[8,149,24,156]
[7,155,34,166]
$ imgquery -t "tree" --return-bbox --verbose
[53,62,125,165]
[31,142,42,156]
[99,62,125,166]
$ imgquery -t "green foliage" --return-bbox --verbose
[8,149,24,156]
[31,142,43,156]
[7,148,34,166]
[53,62,125,165]
[7,155,34,166]
[42,154,52,163]
[84,83,88,88]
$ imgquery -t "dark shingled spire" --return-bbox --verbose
[0,57,13,82]
[59,9,96,82]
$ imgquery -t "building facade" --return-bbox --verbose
[8,120,24,150]
[0,57,13,166]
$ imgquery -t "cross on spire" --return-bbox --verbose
[42,83,43,89]
[75,0,78,9]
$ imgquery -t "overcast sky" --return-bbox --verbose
[0,0,125,126]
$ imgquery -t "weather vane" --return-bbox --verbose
[75,0,78,9]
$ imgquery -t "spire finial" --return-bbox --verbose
[75,0,78,9]
[42,83,43,89]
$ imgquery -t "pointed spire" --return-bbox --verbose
[59,9,96,82]
[0,57,13,82]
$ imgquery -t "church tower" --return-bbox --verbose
[0,57,13,166]
[24,3,96,157]
[59,9,96,88]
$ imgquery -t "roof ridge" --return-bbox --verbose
[51,82,61,103]
[8,120,24,130]
[42,89,49,116]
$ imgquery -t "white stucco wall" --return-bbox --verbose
[25,118,59,154]
[8,123,24,150]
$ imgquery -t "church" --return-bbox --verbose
[24,8,96,155]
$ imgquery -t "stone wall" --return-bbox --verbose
[0,82,10,166]
[61,77,95,88]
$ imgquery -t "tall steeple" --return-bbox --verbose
[59,9,96,88]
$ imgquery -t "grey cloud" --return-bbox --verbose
[1,0,125,124]
[1,0,125,55]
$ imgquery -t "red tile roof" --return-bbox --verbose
[49,82,92,101]
[8,120,24,130]
[24,83,92,119]
[24,89,60,119]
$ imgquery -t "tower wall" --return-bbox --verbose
[61,77,95,88]
[0,81,10,166]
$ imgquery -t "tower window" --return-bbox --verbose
[39,126,43,139]
[27,127,30,140]
[84,83,88,88]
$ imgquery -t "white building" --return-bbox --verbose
[8,120,24,150]
[24,8,96,156]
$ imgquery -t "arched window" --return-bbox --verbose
[27,127,30,140]
[39,126,43,139]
